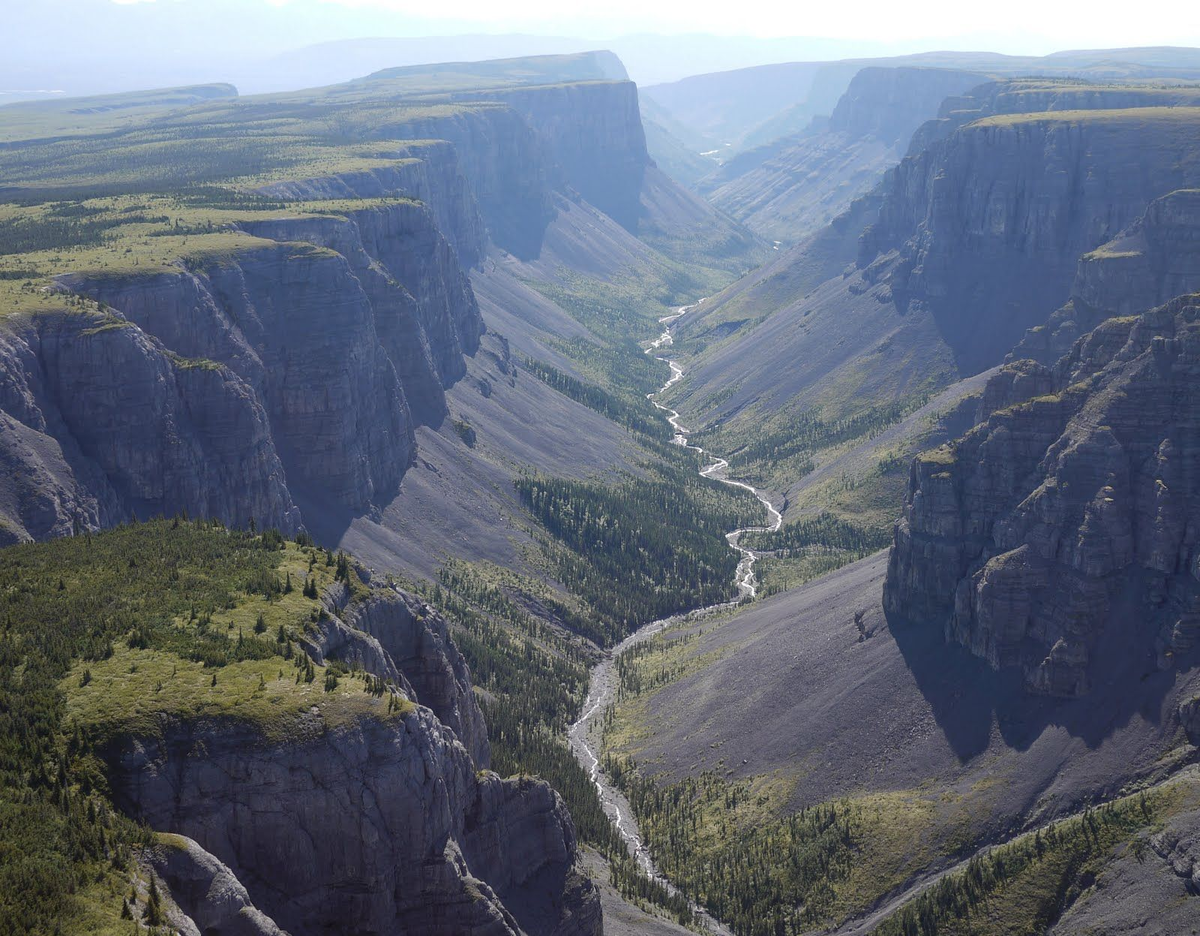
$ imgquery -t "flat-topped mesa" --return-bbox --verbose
[862,107,1200,374]
[885,294,1200,696]
[1012,188,1200,364]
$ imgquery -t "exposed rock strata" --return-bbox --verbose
[0,198,485,541]
[111,582,595,936]
[862,109,1200,373]
[885,295,1200,695]
[1013,188,1200,365]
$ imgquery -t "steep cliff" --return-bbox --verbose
[1013,188,1200,364]
[0,196,489,542]
[862,108,1200,373]
[63,239,417,510]
[0,307,300,542]
[340,586,492,768]
[254,144,488,268]
[81,562,597,936]
[111,708,597,936]
[705,66,984,242]
[885,294,1200,695]
[457,81,649,233]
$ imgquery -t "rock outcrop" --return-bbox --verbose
[345,587,492,768]
[109,581,596,936]
[862,107,1200,373]
[1013,188,1200,365]
[885,295,1200,695]
[112,714,597,936]
[0,197,486,541]
[0,308,300,541]
[140,834,288,936]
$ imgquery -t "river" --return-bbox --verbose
[566,299,783,935]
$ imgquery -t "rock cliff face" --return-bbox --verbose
[1013,188,1200,365]
[862,108,1200,373]
[113,715,597,936]
[705,66,983,243]
[254,143,488,268]
[885,295,1200,695]
[460,82,650,232]
[0,308,299,542]
[0,198,486,542]
[110,581,597,936]
[385,105,557,259]
[343,588,492,768]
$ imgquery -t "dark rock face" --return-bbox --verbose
[863,110,1200,373]
[0,198,485,541]
[461,81,650,233]
[0,310,299,539]
[111,582,596,936]
[66,241,415,510]
[1013,188,1200,365]
[344,588,492,768]
[885,295,1200,695]
[254,142,488,268]
[141,835,288,936]
[113,716,597,936]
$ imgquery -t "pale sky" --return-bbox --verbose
[6,0,1200,99]
[104,0,1200,50]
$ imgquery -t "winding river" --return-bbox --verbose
[566,299,783,935]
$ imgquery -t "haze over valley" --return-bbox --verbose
[2,5,1200,936]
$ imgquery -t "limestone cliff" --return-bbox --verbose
[113,713,597,936]
[0,308,299,542]
[108,580,597,936]
[0,198,485,542]
[458,81,649,232]
[1013,188,1200,364]
[885,295,1200,695]
[862,108,1200,373]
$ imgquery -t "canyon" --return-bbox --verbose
[4,43,1200,936]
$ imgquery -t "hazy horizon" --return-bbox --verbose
[6,0,1200,101]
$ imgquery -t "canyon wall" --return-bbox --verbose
[885,295,1200,695]
[109,581,599,936]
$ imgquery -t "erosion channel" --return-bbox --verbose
[567,301,784,936]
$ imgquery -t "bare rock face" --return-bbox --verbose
[111,705,597,936]
[862,108,1200,374]
[253,141,488,268]
[109,578,595,936]
[1013,188,1200,365]
[345,588,492,768]
[458,81,649,233]
[140,834,288,936]
[66,240,416,509]
[0,195,487,541]
[0,309,299,540]
[885,295,1200,696]
[1181,695,1200,746]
